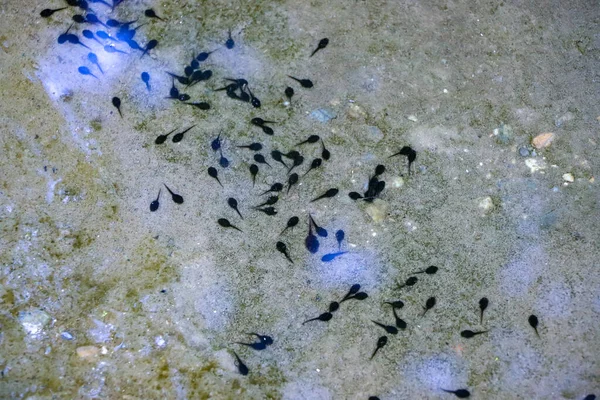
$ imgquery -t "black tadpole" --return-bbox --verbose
[285,86,294,100]
[232,351,248,376]
[441,389,471,398]
[144,8,164,21]
[389,146,417,175]
[111,96,122,117]
[303,158,322,176]
[150,189,160,212]
[276,241,293,263]
[255,195,278,208]
[207,167,222,187]
[246,333,273,345]
[239,142,262,151]
[328,301,339,312]
[340,292,368,302]
[479,297,489,324]
[270,150,288,168]
[172,125,196,143]
[262,125,274,135]
[413,265,439,275]
[227,197,243,219]
[249,164,259,186]
[349,192,363,200]
[310,38,329,57]
[310,188,338,202]
[287,173,299,194]
[391,307,407,330]
[260,183,283,195]
[235,341,266,351]
[422,297,436,316]
[460,330,488,338]
[302,312,332,325]
[295,135,320,146]
[398,276,418,289]
[370,336,388,360]
[254,154,271,167]
[40,7,67,18]
[288,75,313,88]
[281,216,299,234]
[384,300,404,309]
[342,284,361,301]
[163,184,183,204]
[528,314,540,337]
[256,207,277,216]
[251,117,276,127]
[320,139,331,160]
[372,320,398,335]
[218,218,242,232]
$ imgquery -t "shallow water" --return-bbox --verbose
[0,0,599,399]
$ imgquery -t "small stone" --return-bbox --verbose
[88,318,114,343]
[155,335,166,348]
[562,173,574,182]
[347,103,366,120]
[77,346,100,358]
[61,331,75,341]
[555,112,574,127]
[309,108,337,123]
[392,177,404,188]
[366,126,384,142]
[365,199,389,223]
[406,115,418,122]
[478,196,494,213]
[518,147,530,157]
[493,124,513,144]
[18,309,51,335]
[532,132,555,149]
[525,158,546,173]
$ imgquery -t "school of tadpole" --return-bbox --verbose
[1,0,599,398]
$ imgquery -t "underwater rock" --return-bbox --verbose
[310,108,337,123]
[365,199,389,222]
[18,309,51,335]
[532,132,555,149]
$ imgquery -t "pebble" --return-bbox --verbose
[18,309,51,335]
[77,345,100,358]
[347,103,367,120]
[366,126,384,142]
[493,124,513,144]
[406,115,418,122]
[478,196,494,214]
[392,177,404,188]
[525,158,546,173]
[532,132,555,149]
[518,147,530,157]
[365,199,389,223]
[155,335,166,348]
[562,173,574,183]
[310,108,337,123]
[61,331,75,340]
[555,112,574,127]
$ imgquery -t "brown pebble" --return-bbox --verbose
[532,132,555,149]
[77,346,100,358]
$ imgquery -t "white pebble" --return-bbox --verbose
[478,196,494,213]
[562,173,574,182]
